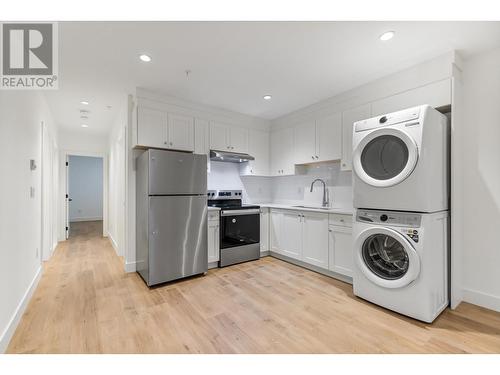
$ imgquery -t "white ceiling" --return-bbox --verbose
[46,21,500,136]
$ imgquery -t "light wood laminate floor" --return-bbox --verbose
[7,221,500,353]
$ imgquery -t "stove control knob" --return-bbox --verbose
[380,214,388,222]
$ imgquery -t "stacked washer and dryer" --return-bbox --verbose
[351,105,450,323]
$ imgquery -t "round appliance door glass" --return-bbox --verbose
[362,233,409,280]
[352,128,418,188]
[361,135,409,180]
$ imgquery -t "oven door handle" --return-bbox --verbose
[221,209,260,216]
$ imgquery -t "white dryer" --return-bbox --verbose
[352,105,449,212]
[353,209,449,323]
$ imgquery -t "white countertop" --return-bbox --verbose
[257,203,354,215]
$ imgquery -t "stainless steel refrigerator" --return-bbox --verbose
[136,149,208,286]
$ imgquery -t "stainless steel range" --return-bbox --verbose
[207,190,260,267]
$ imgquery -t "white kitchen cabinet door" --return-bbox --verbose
[316,112,342,162]
[137,106,167,149]
[281,211,303,260]
[270,210,282,253]
[293,120,316,164]
[371,78,452,116]
[270,127,294,176]
[302,212,329,269]
[260,208,269,253]
[194,118,210,155]
[241,129,270,176]
[208,220,220,264]
[341,103,371,171]
[167,113,194,151]
[210,122,229,151]
[328,225,353,277]
[229,127,249,154]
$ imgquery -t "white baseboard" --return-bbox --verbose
[125,261,136,273]
[463,288,500,313]
[0,266,42,353]
[69,216,103,222]
[108,233,120,256]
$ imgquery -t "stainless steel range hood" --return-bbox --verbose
[210,150,255,163]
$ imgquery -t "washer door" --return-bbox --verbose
[353,128,418,187]
[355,227,420,289]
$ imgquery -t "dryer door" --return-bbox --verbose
[352,128,418,188]
[355,227,420,289]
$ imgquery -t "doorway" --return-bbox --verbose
[66,155,104,239]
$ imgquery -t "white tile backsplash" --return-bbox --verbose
[208,160,353,209]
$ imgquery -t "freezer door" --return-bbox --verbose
[148,149,207,195]
[148,195,208,285]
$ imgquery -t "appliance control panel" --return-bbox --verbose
[207,190,243,200]
[356,209,422,227]
[354,106,421,133]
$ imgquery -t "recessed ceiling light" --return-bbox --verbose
[81,124,89,128]
[139,54,152,62]
[379,31,395,41]
[80,100,89,105]
[263,95,272,100]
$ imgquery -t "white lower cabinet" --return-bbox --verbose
[208,211,220,264]
[328,220,353,277]
[260,208,270,253]
[270,209,329,268]
[281,211,303,260]
[302,212,329,269]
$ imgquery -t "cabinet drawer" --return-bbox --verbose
[329,213,352,227]
[208,211,220,221]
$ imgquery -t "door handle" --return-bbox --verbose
[68,198,73,202]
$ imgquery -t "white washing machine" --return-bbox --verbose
[353,209,449,323]
[352,105,449,212]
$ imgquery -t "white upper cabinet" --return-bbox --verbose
[194,118,210,155]
[341,103,371,171]
[209,122,229,151]
[293,113,342,165]
[137,107,167,149]
[302,212,329,269]
[371,78,451,116]
[294,121,316,164]
[270,127,294,176]
[167,113,194,151]
[316,112,342,162]
[209,122,249,154]
[229,126,249,154]
[240,129,270,176]
[136,106,194,151]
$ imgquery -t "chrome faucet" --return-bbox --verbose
[310,178,330,207]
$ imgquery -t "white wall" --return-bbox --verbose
[108,98,128,257]
[461,46,500,312]
[68,156,103,222]
[208,162,272,203]
[0,91,56,352]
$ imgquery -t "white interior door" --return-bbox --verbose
[65,155,70,239]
